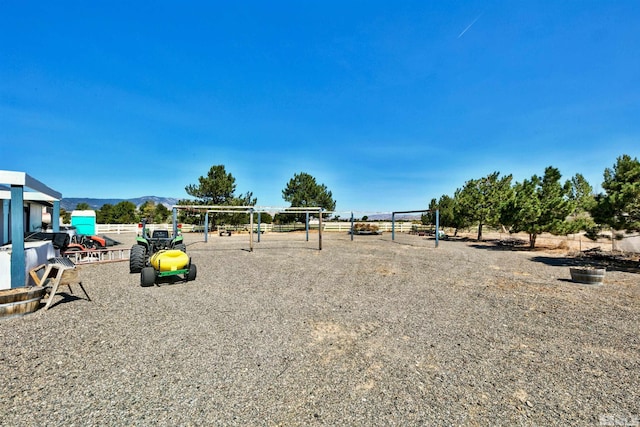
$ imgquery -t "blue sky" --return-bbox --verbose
[1,1,639,214]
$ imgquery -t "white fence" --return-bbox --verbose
[322,222,416,233]
[96,224,140,234]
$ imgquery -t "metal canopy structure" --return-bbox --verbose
[172,205,324,251]
[0,170,62,288]
[391,209,440,247]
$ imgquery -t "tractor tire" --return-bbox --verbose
[174,243,187,253]
[187,264,197,282]
[140,267,156,287]
[129,245,146,273]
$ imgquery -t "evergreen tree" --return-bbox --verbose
[139,201,156,223]
[96,204,114,224]
[453,172,513,240]
[111,201,138,224]
[60,208,71,224]
[501,166,574,248]
[421,198,439,226]
[185,165,236,205]
[591,154,640,232]
[184,164,257,227]
[566,173,596,235]
[154,203,171,224]
[434,194,461,233]
[282,172,336,220]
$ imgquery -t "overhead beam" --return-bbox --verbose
[0,170,62,200]
[174,205,322,213]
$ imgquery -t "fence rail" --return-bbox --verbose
[96,224,140,234]
[95,222,418,234]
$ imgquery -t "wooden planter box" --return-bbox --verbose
[0,287,46,319]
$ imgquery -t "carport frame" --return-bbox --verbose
[0,170,62,288]
[391,209,440,247]
[172,205,324,251]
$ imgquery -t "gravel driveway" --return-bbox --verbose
[2,232,638,426]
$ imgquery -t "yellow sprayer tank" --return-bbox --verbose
[150,250,189,272]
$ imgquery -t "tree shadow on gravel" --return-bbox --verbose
[187,246,321,254]
[468,241,532,252]
[530,255,640,274]
[467,241,639,274]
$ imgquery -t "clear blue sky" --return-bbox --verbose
[2,1,639,214]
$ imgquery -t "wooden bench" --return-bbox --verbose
[29,257,91,310]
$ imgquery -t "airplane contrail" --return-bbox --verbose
[458,13,482,39]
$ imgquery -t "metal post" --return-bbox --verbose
[250,208,254,252]
[10,185,25,288]
[2,199,9,245]
[435,209,440,248]
[318,209,323,250]
[257,211,261,243]
[52,200,60,232]
[172,207,178,237]
[392,213,396,241]
[305,212,309,242]
[350,212,354,241]
[204,212,209,243]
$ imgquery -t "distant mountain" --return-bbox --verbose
[61,196,180,211]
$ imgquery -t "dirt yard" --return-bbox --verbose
[1,231,638,426]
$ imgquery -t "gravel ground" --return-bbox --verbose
[1,231,639,426]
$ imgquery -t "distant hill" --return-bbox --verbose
[61,196,180,211]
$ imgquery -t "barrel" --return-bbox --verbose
[570,267,606,285]
[0,287,46,319]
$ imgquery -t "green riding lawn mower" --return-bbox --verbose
[129,220,197,286]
